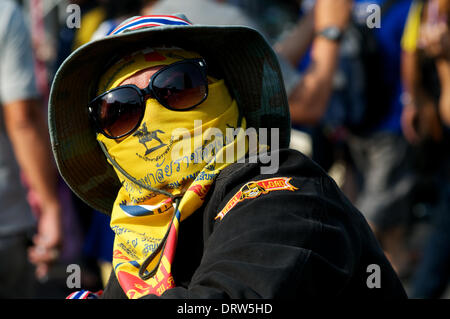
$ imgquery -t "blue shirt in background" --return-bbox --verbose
[296,0,412,134]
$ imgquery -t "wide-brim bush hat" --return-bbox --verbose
[49,14,291,215]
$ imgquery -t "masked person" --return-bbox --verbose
[49,15,407,299]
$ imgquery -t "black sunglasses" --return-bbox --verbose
[88,58,208,139]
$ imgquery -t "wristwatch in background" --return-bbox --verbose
[317,26,344,42]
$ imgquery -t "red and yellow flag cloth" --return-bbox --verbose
[215,177,298,221]
[112,205,181,298]
[96,48,248,298]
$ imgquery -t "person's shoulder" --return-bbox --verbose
[204,149,369,261]
[208,148,356,223]
[215,148,334,195]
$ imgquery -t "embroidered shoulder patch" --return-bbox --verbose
[215,177,298,221]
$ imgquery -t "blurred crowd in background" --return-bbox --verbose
[1,0,449,299]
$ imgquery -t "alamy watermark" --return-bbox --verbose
[66,264,81,289]
[366,4,381,29]
[66,4,81,29]
[366,264,381,289]
[66,263,381,291]
[161,121,280,175]
[66,3,383,30]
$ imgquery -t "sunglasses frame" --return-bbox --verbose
[88,58,209,139]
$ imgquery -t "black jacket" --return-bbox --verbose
[101,149,407,299]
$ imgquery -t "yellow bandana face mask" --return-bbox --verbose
[96,48,247,298]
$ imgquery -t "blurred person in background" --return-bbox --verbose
[209,0,350,158]
[342,0,415,278]
[0,0,62,298]
[401,0,450,298]
[280,0,415,277]
[275,0,352,129]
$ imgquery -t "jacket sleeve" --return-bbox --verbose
[147,183,358,298]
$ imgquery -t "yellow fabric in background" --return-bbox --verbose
[401,1,424,52]
[72,7,106,50]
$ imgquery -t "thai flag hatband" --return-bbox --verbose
[109,15,192,36]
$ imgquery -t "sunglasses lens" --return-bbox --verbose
[152,62,207,109]
[94,87,143,138]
